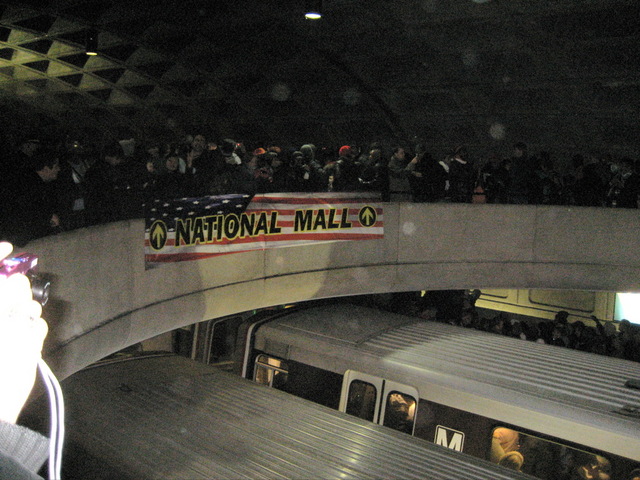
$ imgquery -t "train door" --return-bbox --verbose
[191,315,246,369]
[339,370,419,435]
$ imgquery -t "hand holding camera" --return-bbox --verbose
[0,242,49,424]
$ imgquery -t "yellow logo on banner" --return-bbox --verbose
[150,220,168,250]
[359,206,377,227]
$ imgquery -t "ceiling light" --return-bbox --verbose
[86,29,98,56]
[305,0,322,19]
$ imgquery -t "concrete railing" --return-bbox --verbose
[24,203,640,379]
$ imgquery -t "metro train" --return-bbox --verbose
[241,302,640,480]
[32,353,538,480]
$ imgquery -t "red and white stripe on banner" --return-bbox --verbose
[144,192,384,265]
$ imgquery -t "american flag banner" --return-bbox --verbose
[144,192,384,268]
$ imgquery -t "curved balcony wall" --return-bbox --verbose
[25,203,640,379]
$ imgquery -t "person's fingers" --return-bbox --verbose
[26,295,43,322]
[0,274,33,307]
[30,316,49,351]
[0,243,49,424]
[0,242,13,261]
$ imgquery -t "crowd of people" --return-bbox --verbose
[1,123,638,478]
[0,132,639,246]
[378,290,640,364]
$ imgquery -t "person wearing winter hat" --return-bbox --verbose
[220,139,242,165]
[329,145,360,192]
[202,138,255,196]
[338,145,351,158]
[296,144,325,191]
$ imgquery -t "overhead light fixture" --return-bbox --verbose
[305,0,322,19]
[85,29,99,56]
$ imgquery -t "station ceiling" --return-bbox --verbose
[0,0,638,155]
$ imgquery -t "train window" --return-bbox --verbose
[345,380,377,421]
[489,426,613,480]
[383,391,416,434]
[254,355,288,388]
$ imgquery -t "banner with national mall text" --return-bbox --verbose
[144,192,384,268]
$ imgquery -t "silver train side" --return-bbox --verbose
[58,353,536,480]
[243,303,640,480]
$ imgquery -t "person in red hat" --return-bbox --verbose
[323,145,360,192]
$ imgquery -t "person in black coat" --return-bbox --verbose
[147,155,192,200]
[406,150,445,203]
[84,142,148,225]
[0,148,62,246]
[408,152,450,202]
[608,158,639,209]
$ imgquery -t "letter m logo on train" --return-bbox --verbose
[434,425,465,452]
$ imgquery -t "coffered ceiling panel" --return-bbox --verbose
[0,0,637,156]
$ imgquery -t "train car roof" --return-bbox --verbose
[253,303,640,460]
[59,353,536,480]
